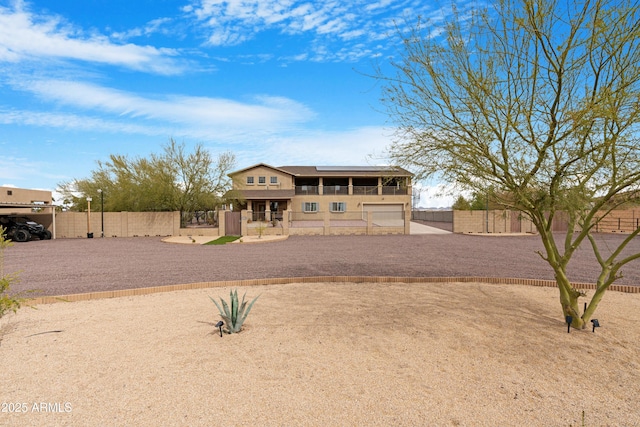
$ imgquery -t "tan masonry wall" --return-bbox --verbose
[55,211,182,238]
[27,275,639,306]
[454,208,640,234]
[453,210,536,234]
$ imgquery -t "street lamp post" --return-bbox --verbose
[86,196,93,238]
[97,189,104,238]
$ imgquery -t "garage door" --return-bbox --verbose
[363,204,404,225]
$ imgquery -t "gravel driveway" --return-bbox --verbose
[5,233,640,297]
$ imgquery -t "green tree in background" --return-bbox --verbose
[59,140,236,225]
[379,0,640,328]
[452,192,503,210]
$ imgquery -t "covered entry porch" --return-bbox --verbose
[234,189,294,223]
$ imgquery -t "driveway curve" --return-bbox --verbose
[5,233,640,297]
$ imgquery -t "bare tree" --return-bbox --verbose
[379,0,640,328]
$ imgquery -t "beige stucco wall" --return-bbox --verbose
[0,186,52,205]
[291,194,409,213]
[233,166,294,190]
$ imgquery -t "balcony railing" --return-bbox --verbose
[294,184,408,195]
[323,185,349,195]
[381,186,408,195]
[352,185,378,195]
[295,185,319,195]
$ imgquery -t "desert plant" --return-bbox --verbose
[209,289,259,334]
[255,221,267,238]
[0,226,23,318]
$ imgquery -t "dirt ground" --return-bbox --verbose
[2,233,640,425]
[1,281,639,426]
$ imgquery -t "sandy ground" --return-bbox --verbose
[1,281,639,426]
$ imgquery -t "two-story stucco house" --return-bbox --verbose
[227,164,413,236]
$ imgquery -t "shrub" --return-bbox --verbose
[210,289,259,334]
[0,226,23,318]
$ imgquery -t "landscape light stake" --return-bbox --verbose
[216,321,224,337]
[565,315,572,333]
[591,319,600,333]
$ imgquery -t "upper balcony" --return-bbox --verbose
[295,185,319,195]
[295,185,408,196]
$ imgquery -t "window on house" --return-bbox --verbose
[303,202,318,212]
[258,176,266,184]
[246,176,254,185]
[330,202,346,212]
[6,190,12,196]
[270,176,278,184]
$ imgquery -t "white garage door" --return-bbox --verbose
[363,204,404,225]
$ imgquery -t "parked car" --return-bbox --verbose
[0,216,51,242]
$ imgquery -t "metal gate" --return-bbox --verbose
[510,211,521,233]
[225,211,241,236]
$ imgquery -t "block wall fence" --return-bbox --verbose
[51,208,640,238]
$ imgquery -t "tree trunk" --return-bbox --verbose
[555,269,586,329]
[582,285,607,325]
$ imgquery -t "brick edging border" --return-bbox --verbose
[26,276,639,305]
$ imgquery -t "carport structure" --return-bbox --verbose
[0,186,56,239]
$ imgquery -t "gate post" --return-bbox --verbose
[218,209,226,237]
[241,210,249,237]
[282,210,290,236]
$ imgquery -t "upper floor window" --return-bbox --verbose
[246,176,254,185]
[258,176,266,184]
[270,176,278,184]
[330,202,346,212]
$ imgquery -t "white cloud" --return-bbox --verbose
[413,183,457,208]
[185,0,438,61]
[232,126,393,167]
[34,79,309,123]
[0,2,184,74]
[0,108,168,135]
[0,155,65,188]
[1,78,316,139]
[110,18,173,41]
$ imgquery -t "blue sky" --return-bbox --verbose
[0,0,455,207]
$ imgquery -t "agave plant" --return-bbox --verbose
[210,289,260,334]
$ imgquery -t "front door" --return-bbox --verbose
[255,202,266,221]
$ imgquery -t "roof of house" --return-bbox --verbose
[229,164,413,178]
[232,189,296,200]
[228,163,296,177]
